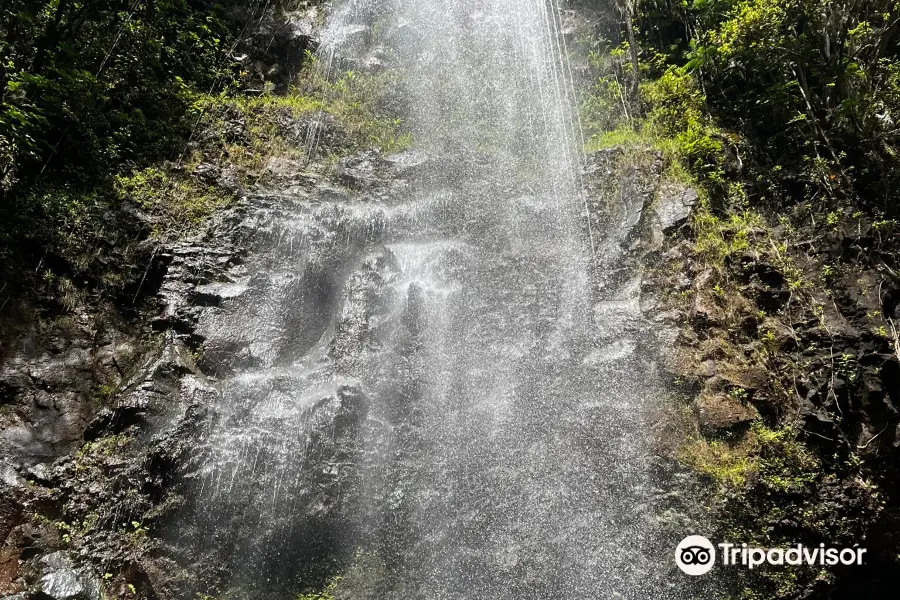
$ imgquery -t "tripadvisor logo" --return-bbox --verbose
[675,536,868,576]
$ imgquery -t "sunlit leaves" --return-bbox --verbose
[642,0,900,209]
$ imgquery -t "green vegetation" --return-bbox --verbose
[192,67,413,173]
[296,578,339,600]
[114,167,231,231]
[0,2,409,312]
[584,61,735,195]
[0,0,250,315]
[584,0,900,214]
[75,433,131,470]
[579,0,900,595]
[679,434,756,488]
[692,208,762,267]
[1,0,241,230]
[679,422,820,491]
[678,416,879,596]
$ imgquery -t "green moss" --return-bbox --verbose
[752,423,820,492]
[296,578,340,600]
[113,167,233,232]
[679,436,756,488]
[93,381,118,406]
[678,421,861,598]
[584,126,650,152]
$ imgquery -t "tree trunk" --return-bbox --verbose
[32,0,72,74]
[621,0,641,107]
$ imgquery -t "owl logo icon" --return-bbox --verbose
[676,535,716,575]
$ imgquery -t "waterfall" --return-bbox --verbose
[170,1,673,598]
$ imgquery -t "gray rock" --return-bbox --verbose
[654,182,698,233]
[338,149,388,189]
[0,460,24,488]
[117,339,200,417]
[697,392,759,434]
[263,157,307,185]
[25,462,51,483]
[192,280,250,306]
[384,149,433,179]
[287,6,321,44]
[193,162,221,184]
[41,570,83,599]
[40,551,72,572]
[38,552,101,600]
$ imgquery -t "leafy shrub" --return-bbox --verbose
[641,0,900,213]
[641,66,731,189]
[0,0,242,238]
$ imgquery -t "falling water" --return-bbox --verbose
[171,1,676,598]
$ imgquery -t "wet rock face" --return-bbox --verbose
[127,136,694,599]
[0,151,391,598]
[0,315,139,465]
[0,139,699,600]
[146,154,412,597]
[579,149,718,591]
[0,161,254,599]
[0,3,343,598]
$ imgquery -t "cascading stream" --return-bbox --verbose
[172,1,674,598]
